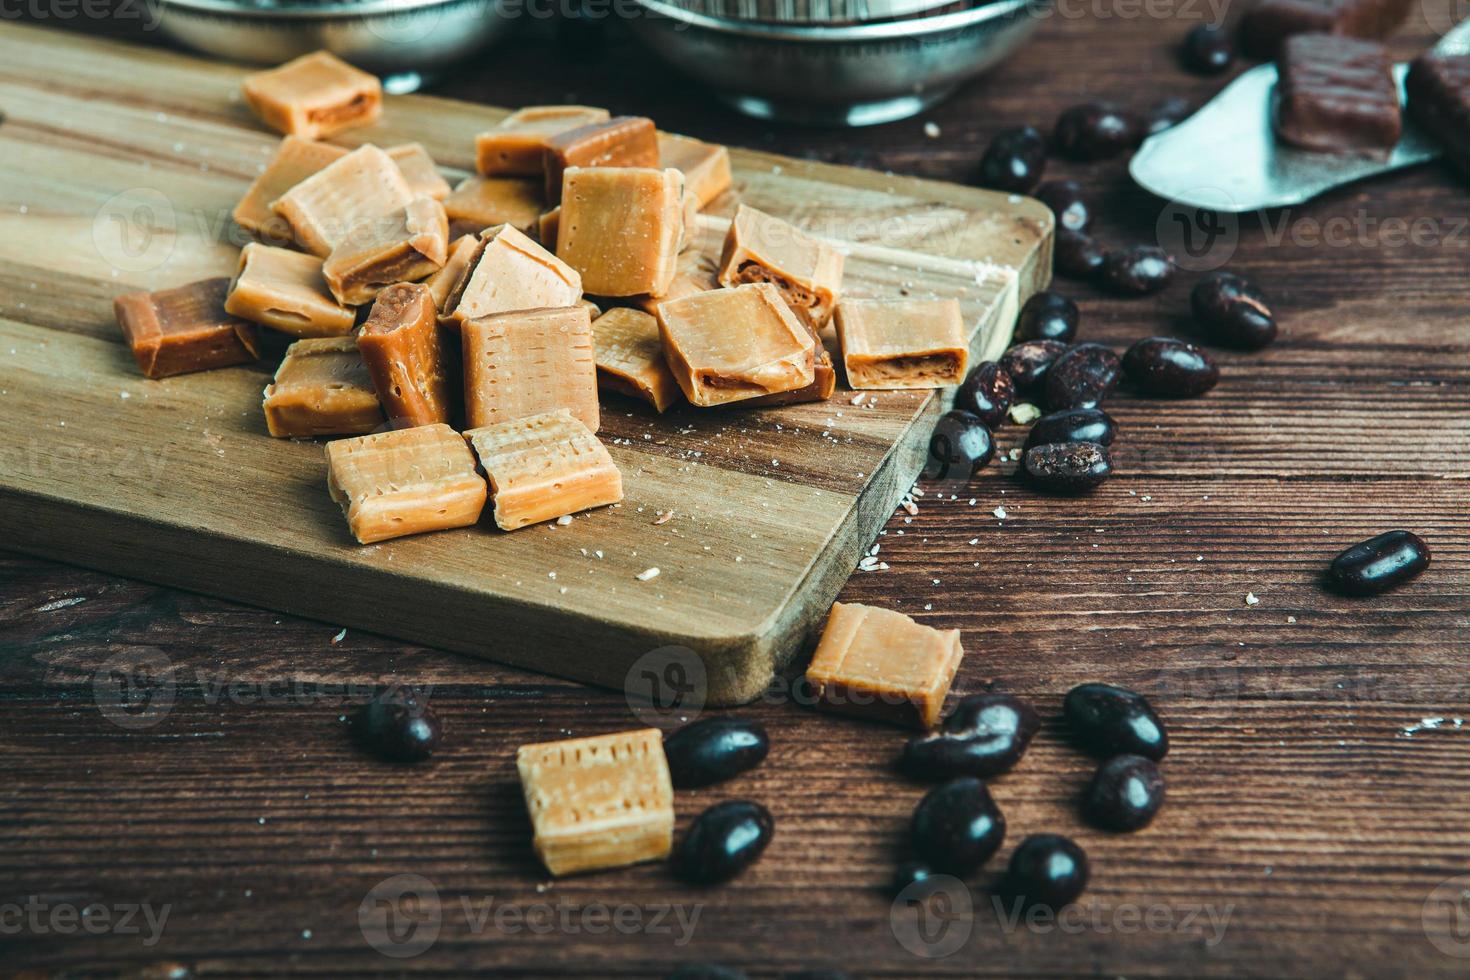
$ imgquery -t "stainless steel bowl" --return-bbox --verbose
[627,0,1047,126]
[158,0,520,93]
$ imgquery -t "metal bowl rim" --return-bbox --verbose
[633,0,1042,41]
[159,0,493,20]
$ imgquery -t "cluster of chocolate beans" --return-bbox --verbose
[892,684,1170,910]
[663,717,775,885]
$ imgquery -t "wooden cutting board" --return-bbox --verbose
[0,23,1051,704]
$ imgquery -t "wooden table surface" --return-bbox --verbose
[4,4,1468,978]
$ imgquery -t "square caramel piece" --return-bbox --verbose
[543,116,660,205]
[357,283,452,428]
[114,277,261,379]
[655,282,814,407]
[466,409,623,531]
[592,308,681,412]
[233,136,349,243]
[835,297,968,390]
[657,132,733,209]
[443,224,582,327]
[516,727,672,876]
[805,602,964,730]
[475,105,611,176]
[747,343,837,407]
[462,306,599,432]
[262,337,382,438]
[537,206,560,246]
[717,203,844,331]
[241,51,381,140]
[271,144,415,257]
[326,423,487,544]
[386,143,451,201]
[556,167,684,298]
[443,176,543,235]
[423,234,479,312]
[322,196,449,306]
[225,243,356,337]
[629,249,718,315]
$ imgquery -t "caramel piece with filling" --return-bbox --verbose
[835,298,968,390]
[467,409,623,531]
[746,343,837,407]
[443,224,582,327]
[515,727,671,875]
[592,308,681,413]
[556,167,684,298]
[233,136,349,243]
[718,203,844,331]
[225,243,356,337]
[629,249,717,315]
[271,145,414,257]
[476,105,611,176]
[386,143,451,201]
[322,197,448,306]
[655,282,814,407]
[263,337,382,438]
[325,423,487,544]
[657,132,733,209]
[241,51,381,140]
[356,283,451,427]
[113,278,261,379]
[805,602,964,730]
[543,116,660,206]
[443,176,542,234]
[423,234,478,312]
[462,305,598,431]
[537,207,560,246]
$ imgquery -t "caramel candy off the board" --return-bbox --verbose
[225,242,356,337]
[591,307,682,412]
[443,176,543,235]
[1274,34,1401,153]
[326,423,487,544]
[233,136,349,243]
[241,50,382,140]
[656,281,815,407]
[475,105,612,176]
[357,283,452,428]
[113,277,261,380]
[656,132,733,209]
[805,602,964,730]
[516,727,671,876]
[386,143,451,201]
[462,305,599,432]
[556,166,684,298]
[543,116,660,205]
[262,336,382,438]
[322,196,449,306]
[718,203,844,331]
[835,297,969,390]
[443,224,582,327]
[467,409,623,531]
[271,144,415,257]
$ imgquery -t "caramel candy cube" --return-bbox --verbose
[241,51,381,140]
[516,727,672,875]
[233,136,349,242]
[263,337,382,438]
[386,143,451,201]
[592,308,681,413]
[326,423,487,544]
[462,306,599,432]
[537,206,560,246]
[357,283,451,428]
[657,132,733,209]
[322,197,449,306]
[225,243,356,337]
[113,277,261,380]
[718,203,845,330]
[629,249,718,315]
[556,167,684,298]
[423,234,479,312]
[271,144,415,257]
[475,105,611,177]
[543,116,660,205]
[655,282,814,407]
[443,224,582,327]
[835,298,968,390]
[805,602,964,730]
[443,176,543,234]
[467,409,622,531]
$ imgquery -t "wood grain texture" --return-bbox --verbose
[2,3,1470,978]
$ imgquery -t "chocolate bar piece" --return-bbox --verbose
[1406,52,1470,176]
[1275,34,1401,153]
[1241,0,1412,59]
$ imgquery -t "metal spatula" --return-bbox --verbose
[1130,21,1470,212]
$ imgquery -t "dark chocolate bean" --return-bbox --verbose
[1000,340,1069,391]
[1191,271,1277,349]
[1182,23,1234,75]
[1143,96,1194,136]
[1122,336,1219,397]
[1005,834,1090,908]
[1035,180,1092,233]
[1015,291,1079,344]
[1083,754,1165,832]
[1327,530,1431,596]
[955,361,1014,427]
[1098,245,1175,296]
[901,693,1040,780]
[1064,682,1169,760]
[674,800,774,884]
[1021,442,1112,494]
[978,125,1047,193]
[923,410,995,481]
[1045,342,1120,410]
[910,777,1006,873]
[354,687,442,763]
[1024,407,1117,451]
[891,860,941,897]
[1055,229,1107,280]
[1053,103,1143,161]
[664,717,769,788]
